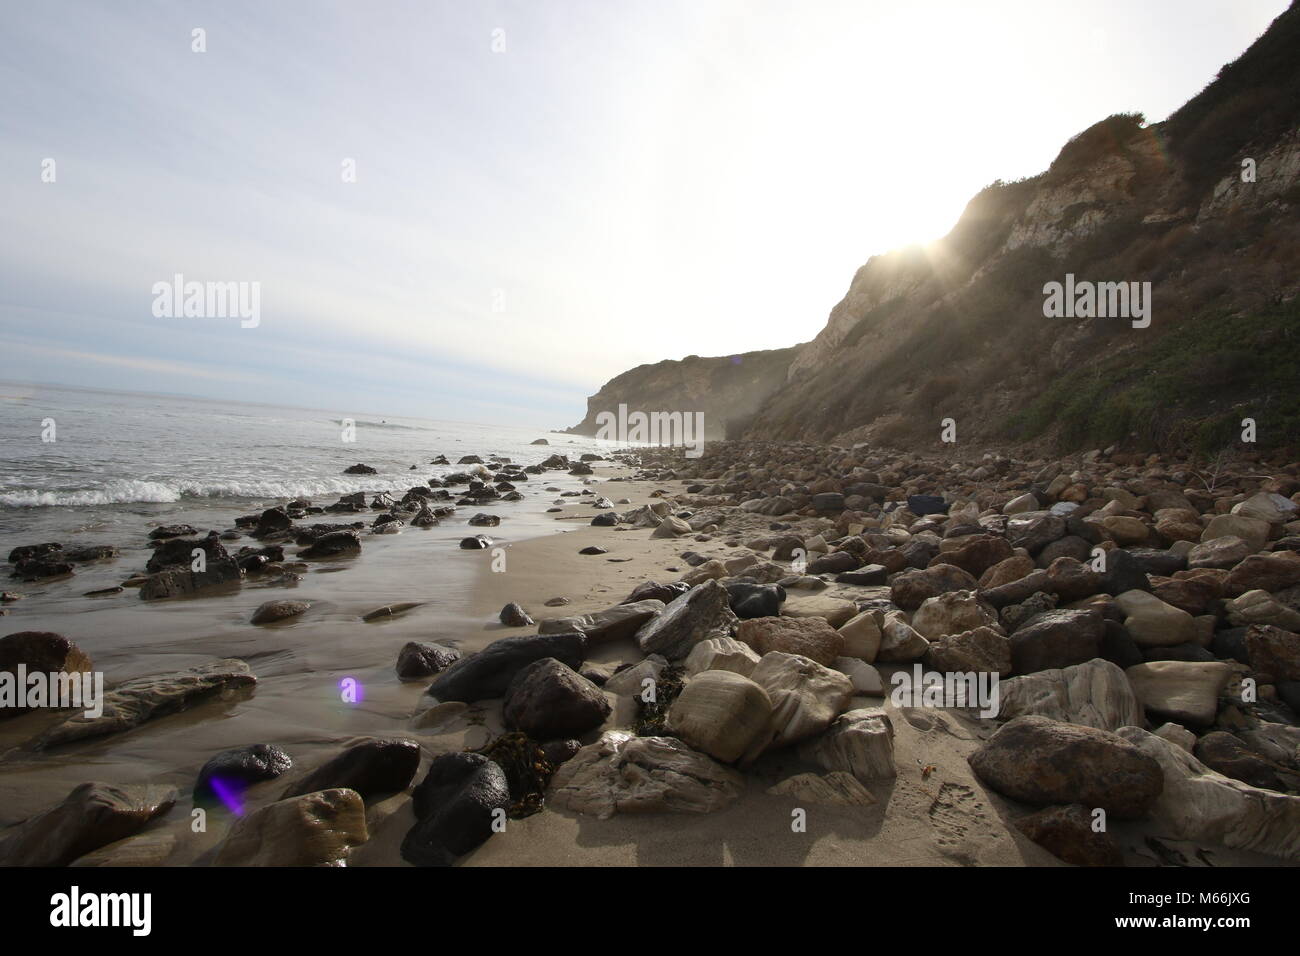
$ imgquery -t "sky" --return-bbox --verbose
[0,0,1290,428]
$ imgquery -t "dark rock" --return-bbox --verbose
[1015,804,1124,866]
[891,564,979,611]
[468,513,501,527]
[426,632,587,702]
[1193,731,1286,791]
[298,530,362,559]
[836,565,889,586]
[459,535,493,549]
[579,546,607,555]
[148,524,197,540]
[1009,609,1104,675]
[725,582,786,619]
[343,463,377,474]
[808,551,858,574]
[401,752,510,866]
[194,744,293,807]
[622,580,690,604]
[250,600,310,624]
[396,641,461,680]
[281,737,420,800]
[968,715,1163,817]
[0,782,176,867]
[502,658,611,739]
[907,494,948,516]
[634,579,739,660]
[499,602,534,627]
[591,512,618,527]
[1101,548,1151,595]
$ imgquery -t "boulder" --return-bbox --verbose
[837,610,883,661]
[548,732,745,819]
[395,642,461,680]
[876,611,929,662]
[997,658,1143,730]
[426,632,587,702]
[968,715,1163,817]
[401,752,511,866]
[602,657,666,697]
[911,589,998,640]
[250,600,310,625]
[194,744,293,807]
[538,600,664,644]
[1115,590,1197,647]
[213,788,368,866]
[749,651,854,750]
[1243,624,1300,682]
[281,738,421,800]
[1015,804,1123,867]
[736,615,843,666]
[0,631,93,717]
[0,782,177,867]
[1008,609,1103,675]
[32,659,256,749]
[634,579,737,660]
[924,625,1012,676]
[683,637,761,678]
[1115,727,1300,862]
[502,658,611,739]
[665,670,773,763]
[798,707,896,782]
[1124,660,1233,725]
[890,564,979,611]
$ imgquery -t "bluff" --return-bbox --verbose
[577,2,1300,456]
[565,347,803,441]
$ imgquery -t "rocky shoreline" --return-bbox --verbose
[3,440,1299,867]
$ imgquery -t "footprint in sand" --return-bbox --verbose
[927,782,992,864]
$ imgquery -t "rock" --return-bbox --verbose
[725,581,785,619]
[767,771,877,806]
[1193,732,1287,791]
[1004,492,1039,514]
[410,700,469,731]
[343,463,377,474]
[468,513,501,527]
[1233,491,1297,524]
[779,594,858,627]
[1008,608,1103,675]
[1188,535,1253,571]
[908,494,949,516]
[402,752,511,866]
[1153,722,1197,751]
[1226,551,1300,596]
[623,581,689,604]
[1115,590,1197,647]
[541,739,581,765]
[603,657,666,697]
[652,516,692,538]
[1101,515,1149,546]
[539,600,665,644]
[194,744,293,807]
[1015,804,1123,867]
[0,631,93,717]
[836,565,889,586]
[499,602,534,627]
[876,611,929,662]
[665,670,773,763]
[807,551,858,574]
[32,659,256,749]
[214,788,368,866]
[548,732,745,819]
[502,658,611,739]
[736,615,843,666]
[924,625,1012,676]
[361,602,422,622]
[460,535,494,549]
[798,707,896,782]
[1006,512,1067,554]
[590,512,618,526]
[0,782,177,866]
[933,534,1014,577]
[833,657,885,694]
[148,524,198,540]
[1225,590,1300,630]
[683,637,761,678]
[395,642,461,680]
[749,651,854,750]
[1125,660,1233,725]
[634,579,737,660]
[911,589,998,640]
[891,564,979,611]
[298,530,362,559]
[281,738,421,800]
[1203,514,1270,552]
[1115,727,1300,862]
[250,600,310,624]
[427,632,587,703]
[1243,624,1300,682]
[968,715,1163,817]
[997,658,1143,730]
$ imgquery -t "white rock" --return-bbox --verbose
[1116,727,1300,862]
[1116,589,1197,647]
[875,610,929,662]
[798,707,896,782]
[603,657,666,697]
[1125,660,1233,725]
[911,589,998,640]
[833,656,885,695]
[998,658,1143,731]
[683,638,761,679]
[749,651,854,750]
[1226,589,1300,631]
[837,609,883,661]
[665,670,773,763]
[1231,492,1297,525]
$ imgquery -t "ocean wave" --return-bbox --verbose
[0,475,422,508]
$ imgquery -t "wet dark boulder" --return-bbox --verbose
[194,744,293,808]
[395,641,462,680]
[401,752,510,866]
[426,632,588,703]
[281,737,420,800]
[502,658,611,739]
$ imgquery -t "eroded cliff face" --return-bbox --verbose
[566,346,803,441]
[573,3,1300,454]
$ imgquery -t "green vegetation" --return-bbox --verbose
[1004,301,1300,454]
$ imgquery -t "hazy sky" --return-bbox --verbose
[0,0,1289,427]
